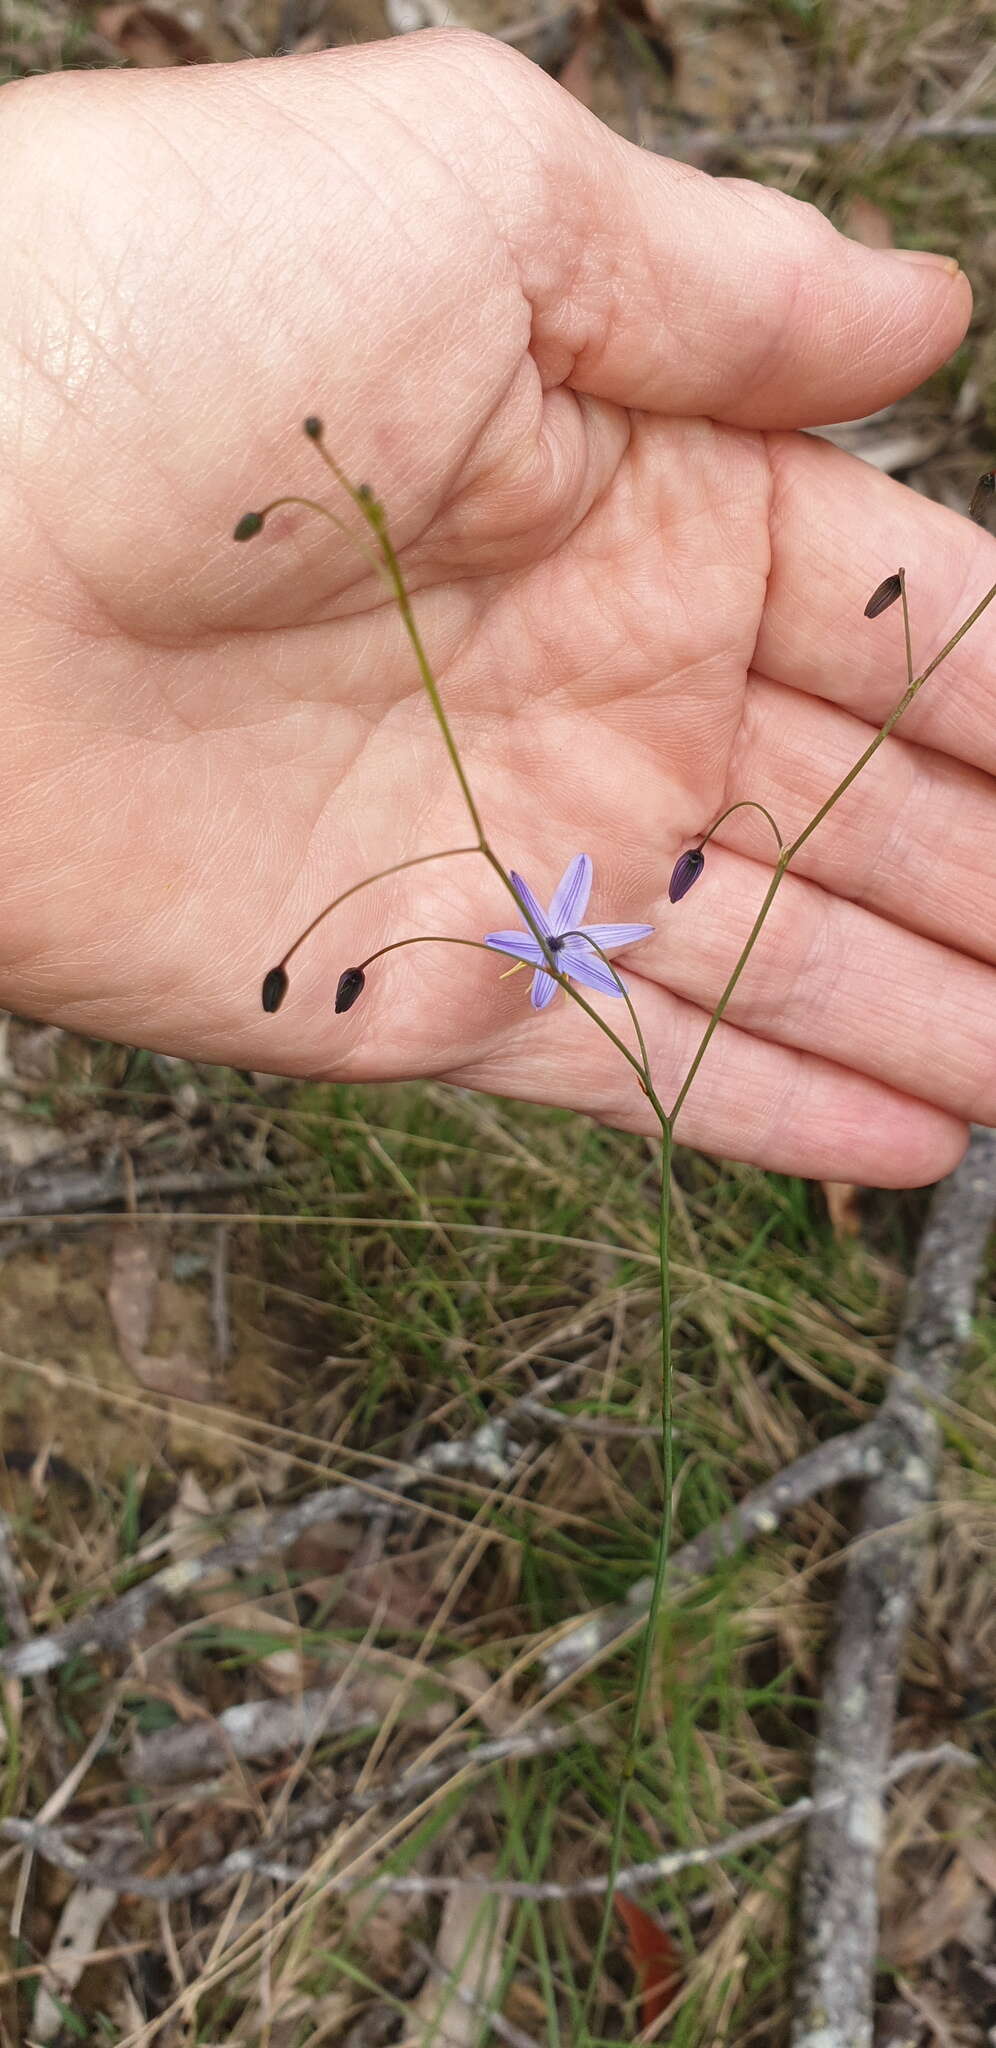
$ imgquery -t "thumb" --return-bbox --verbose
[491,51,970,428]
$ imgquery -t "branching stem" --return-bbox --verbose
[245,430,996,2048]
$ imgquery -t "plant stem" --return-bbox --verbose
[582,1113,673,2034]
[671,576,996,1129]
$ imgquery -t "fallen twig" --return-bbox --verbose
[127,1683,383,1785]
[667,113,996,164]
[0,1372,577,1681]
[791,1126,996,2048]
[0,1160,273,1221]
[0,1721,583,1897]
[0,1741,971,1902]
[541,1421,885,1684]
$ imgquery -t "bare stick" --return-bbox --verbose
[668,114,996,163]
[0,1408,881,1685]
[0,1721,585,1897]
[127,1684,384,1785]
[0,1376,574,1680]
[542,1421,885,1684]
[0,1742,971,1903]
[791,1125,996,2048]
[0,1162,273,1221]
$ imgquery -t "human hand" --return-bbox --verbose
[2,30,993,1183]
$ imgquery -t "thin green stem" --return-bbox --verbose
[672,576,996,1129]
[899,568,914,691]
[275,847,481,971]
[250,495,384,580]
[366,502,489,846]
[300,429,666,1097]
[249,433,996,2048]
[700,799,784,852]
[558,929,656,1097]
[356,935,654,1092]
[583,1116,673,2034]
[669,858,786,1127]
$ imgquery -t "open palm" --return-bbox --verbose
[2,31,994,1183]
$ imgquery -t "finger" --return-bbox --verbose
[492,49,972,428]
[720,673,996,968]
[256,881,966,1185]
[757,431,996,761]
[637,844,996,1130]
[448,970,965,1188]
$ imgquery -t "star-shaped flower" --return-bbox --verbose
[484,855,653,1011]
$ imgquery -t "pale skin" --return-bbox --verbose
[2,30,995,1186]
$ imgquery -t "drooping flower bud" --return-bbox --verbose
[303,415,323,440]
[261,966,289,1013]
[863,573,903,619]
[233,511,265,542]
[335,967,366,1014]
[668,847,705,903]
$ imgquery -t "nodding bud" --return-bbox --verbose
[668,847,705,904]
[234,511,265,542]
[334,967,366,1014]
[303,415,323,440]
[261,966,289,1014]
[863,573,903,619]
[969,471,995,530]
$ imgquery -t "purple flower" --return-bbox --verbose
[484,855,653,1011]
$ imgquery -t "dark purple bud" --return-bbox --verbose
[969,471,995,531]
[863,573,903,619]
[668,847,705,904]
[233,511,265,542]
[261,966,288,1014]
[303,415,323,440]
[335,967,366,1014]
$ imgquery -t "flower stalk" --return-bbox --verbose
[235,430,996,2044]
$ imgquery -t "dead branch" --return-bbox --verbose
[791,1126,996,2048]
[0,1741,971,1903]
[0,1160,273,1221]
[542,1420,885,1684]
[127,1684,383,1784]
[0,1720,583,1898]
[0,1393,552,1680]
[669,114,996,164]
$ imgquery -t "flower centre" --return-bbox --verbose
[547,934,566,955]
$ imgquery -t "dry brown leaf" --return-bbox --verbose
[882,1854,979,1969]
[132,1352,219,1403]
[443,1655,515,1735]
[108,1230,158,1365]
[956,1830,996,1898]
[345,1885,421,1980]
[109,1234,219,1400]
[408,1857,512,2046]
[822,1180,862,1240]
[95,2,213,64]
